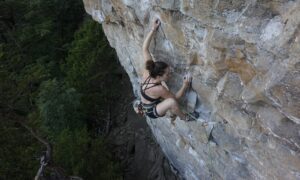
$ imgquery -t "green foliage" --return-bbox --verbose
[0,0,123,179]
[1,0,85,78]
[0,120,41,180]
[0,0,85,114]
[64,19,123,121]
[53,128,89,175]
[37,79,84,134]
[64,18,117,91]
[53,128,122,179]
[0,60,50,117]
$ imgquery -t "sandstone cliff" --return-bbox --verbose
[83,0,300,179]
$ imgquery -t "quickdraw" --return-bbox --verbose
[133,99,145,116]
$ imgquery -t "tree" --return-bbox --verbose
[0,0,123,179]
[37,79,84,134]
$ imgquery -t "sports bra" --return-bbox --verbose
[140,76,161,102]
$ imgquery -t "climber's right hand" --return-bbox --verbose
[152,18,161,31]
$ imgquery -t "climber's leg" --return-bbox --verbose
[156,98,185,120]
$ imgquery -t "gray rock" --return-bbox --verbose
[83,0,300,179]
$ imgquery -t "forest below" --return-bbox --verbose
[0,0,125,179]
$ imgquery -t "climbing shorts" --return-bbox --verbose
[142,100,163,119]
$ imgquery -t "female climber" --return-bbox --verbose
[137,18,191,121]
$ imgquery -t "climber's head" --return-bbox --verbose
[146,60,170,81]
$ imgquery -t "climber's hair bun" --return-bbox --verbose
[146,60,155,72]
[146,60,168,78]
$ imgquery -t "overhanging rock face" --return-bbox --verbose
[83,0,300,179]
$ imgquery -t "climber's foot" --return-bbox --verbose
[190,111,199,119]
[171,119,176,126]
[202,122,208,126]
[170,114,176,121]
[183,114,194,122]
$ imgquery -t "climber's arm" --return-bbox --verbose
[175,74,191,99]
[159,83,187,100]
[142,30,155,62]
[160,86,176,99]
[175,84,188,99]
[142,19,160,62]
[161,80,187,99]
[160,75,191,100]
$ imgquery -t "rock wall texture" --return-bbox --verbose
[83,0,300,179]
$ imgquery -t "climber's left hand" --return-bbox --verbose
[152,18,161,31]
[183,73,192,86]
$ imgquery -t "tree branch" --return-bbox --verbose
[3,106,83,180]
[17,121,52,180]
